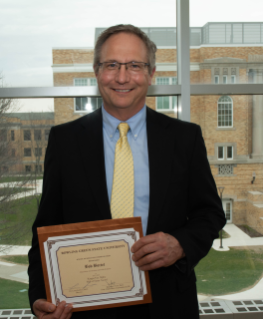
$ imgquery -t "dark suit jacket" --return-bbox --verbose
[28,107,226,319]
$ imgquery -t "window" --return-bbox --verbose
[11,130,15,141]
[227,146,233,159]
[223,75,227,84]
[223,199,232,222]
[34,130,41,141]
[218,96,233,127]
[24,148,32,157]
[217,145,234,160]
[45,129,50,141]
[214,75,219,84]
[35,148,42,157]
[0,129,7,141]
[25,165,31,172]
[35,165,42,173]
[2,166,8,173]
[218,146,224,160]
[24,130,31,141]
[11,149,15,157]
[156,77,177,111]
[231,75,236,83]
[74,78,103,112]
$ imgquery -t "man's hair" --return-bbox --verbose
[94,24,157,74]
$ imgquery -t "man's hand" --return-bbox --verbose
[33,299,73,319]
[131,232,185,271]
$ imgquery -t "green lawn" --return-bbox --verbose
[196,247,263,295]
[0,196,39,246]
[0,278,30,309]
[1,255,29,265]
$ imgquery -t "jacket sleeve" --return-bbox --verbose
[171,125,226,276]
[28,127,64,312]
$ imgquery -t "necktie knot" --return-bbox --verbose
[118,122,129,138]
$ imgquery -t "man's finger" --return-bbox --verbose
[138,259,165,271]
[132,242,163,262]
[33,299,56,314]
[131,233,161,253]
[134,251,163,267]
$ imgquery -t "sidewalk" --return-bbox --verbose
[0,261,28,284]
[0,179,42,201]
[213,223,263,251]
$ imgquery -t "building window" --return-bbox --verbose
[25,165,31,172]
[34,130,41,141]
[218,96,233,127]
[217,145,234,160]
[35,165,42,173]
[227,146,233,159]
[11,130,15,141]
[231,75,236,83]
[218,146,224,160]
[45,129,50,141]
[156,77,177,111]
[24,130,31,141]
[24,148,32,157]
[11,149,15,157]
[74,78,102,112]
[223,199,232,223]
[35,148,42,157]
[214,76,219,84]
[2,166,8,173]
[0,130,7,141]
[223,75,227,84]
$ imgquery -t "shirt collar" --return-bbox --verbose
[102,104,146,141]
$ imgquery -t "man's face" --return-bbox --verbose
[95,32,155,120]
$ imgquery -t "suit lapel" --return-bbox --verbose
[76,109,111,220]
[146,108,176,234]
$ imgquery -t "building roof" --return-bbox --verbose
[95,22,263,47]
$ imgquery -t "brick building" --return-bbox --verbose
[52,23,263,233]
[0,112,54,174]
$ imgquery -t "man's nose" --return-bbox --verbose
[115,64,130,83]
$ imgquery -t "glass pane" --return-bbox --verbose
[218,146,223,159]
[190,0,263,84]
[227,146,233,159]
[0,0,176,90]
[190,93,263,302]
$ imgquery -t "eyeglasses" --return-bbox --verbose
[98,61,149,73]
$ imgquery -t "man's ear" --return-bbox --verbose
[148,67,156,85]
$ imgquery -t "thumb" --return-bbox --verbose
[34,299,56,313]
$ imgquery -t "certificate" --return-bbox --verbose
[38,217,152,312]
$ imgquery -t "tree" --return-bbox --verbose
[0,73,35,253]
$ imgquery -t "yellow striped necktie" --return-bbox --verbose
[111,123,134,219]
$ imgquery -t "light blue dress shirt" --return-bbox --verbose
[102,105,150,235]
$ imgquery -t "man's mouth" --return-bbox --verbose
[113,89,132,92]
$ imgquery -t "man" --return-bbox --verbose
[28,25,226,319]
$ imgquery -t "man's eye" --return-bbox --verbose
[107,63,117,69]
[130,63,140,69]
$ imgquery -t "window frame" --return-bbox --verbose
[74,78,103,113]
[217,146,224,160]
[217,96,233,128]
[155,77,177,112]
[24,148,32,157]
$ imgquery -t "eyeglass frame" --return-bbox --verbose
[97,61,150,72]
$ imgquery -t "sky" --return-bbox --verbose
[0,0,262,111]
